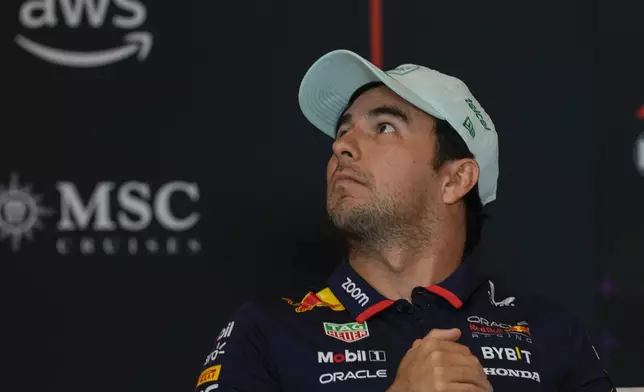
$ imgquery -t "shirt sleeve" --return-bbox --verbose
[559,318,616,392]
[194,302,281,392]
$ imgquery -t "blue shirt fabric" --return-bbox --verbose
[194,260,615,391]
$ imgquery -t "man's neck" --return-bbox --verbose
[347,226,465,302]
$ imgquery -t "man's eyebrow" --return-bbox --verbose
[366,105,410,124]
[334,105,410,136]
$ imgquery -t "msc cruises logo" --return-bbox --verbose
[0,173,54,250]
[0,173,202,256]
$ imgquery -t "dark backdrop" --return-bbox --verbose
[1,0,642,391]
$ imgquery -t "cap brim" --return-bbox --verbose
[298,50,443,138]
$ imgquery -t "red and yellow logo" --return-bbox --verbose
[505,325,530,335]
[283,288,345,313]
[196,365,221,387]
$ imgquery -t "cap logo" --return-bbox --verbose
[465,98,492,131]
[386,65,419,76]
[463,117,476,138]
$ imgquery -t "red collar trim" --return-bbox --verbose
[427,285,463,309]
[355,299,394,323]
[354,285,463,323]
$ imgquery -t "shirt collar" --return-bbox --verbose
[327,257,489,323]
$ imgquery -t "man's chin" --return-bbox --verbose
[328,203,373,232]
[327,196,364,216]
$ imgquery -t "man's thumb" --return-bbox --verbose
[425,328,461,341]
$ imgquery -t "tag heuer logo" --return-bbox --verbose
[463,116,476,138]
[323,321,369,343]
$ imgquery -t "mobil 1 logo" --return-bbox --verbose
[317,349,386,364]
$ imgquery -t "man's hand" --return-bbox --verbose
[387,328,493,392]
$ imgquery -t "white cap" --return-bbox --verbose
[298,49,499,205]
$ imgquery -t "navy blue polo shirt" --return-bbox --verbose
[194,260,615,391]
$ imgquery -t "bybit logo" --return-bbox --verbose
[481,346,532,364]
[15,0,152,68]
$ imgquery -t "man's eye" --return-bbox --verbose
[377,123,395,134]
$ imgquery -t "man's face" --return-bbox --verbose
[326,86,441,240]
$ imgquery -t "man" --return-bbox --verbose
[194,50,615,391]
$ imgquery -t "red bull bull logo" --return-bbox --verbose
[505,325,530,336]
[283,290,344,313]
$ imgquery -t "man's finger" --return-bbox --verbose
[411,339,422,349]
[425,328,462,341]
[427,351,483,370]
[443,382,493,392]
[417,337,472,356]
[434,366,493,391]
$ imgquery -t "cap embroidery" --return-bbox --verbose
[463,116,476,138]
[464,98,492,131]
[386,64,419,76]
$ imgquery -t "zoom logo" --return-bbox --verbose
[341,277,369,307]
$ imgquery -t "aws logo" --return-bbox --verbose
[15,0,152,68]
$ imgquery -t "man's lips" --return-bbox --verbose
[331,172,367,186]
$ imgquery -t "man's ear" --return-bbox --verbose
[440,158,480,205]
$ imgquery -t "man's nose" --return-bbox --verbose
[331,129,362,162]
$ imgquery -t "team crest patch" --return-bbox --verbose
[323,321,369,343]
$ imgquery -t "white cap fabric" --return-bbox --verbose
[298,49,499,205]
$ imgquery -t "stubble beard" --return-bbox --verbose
[327,187,434,252]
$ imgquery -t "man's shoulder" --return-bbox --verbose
[484,276,581,330]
